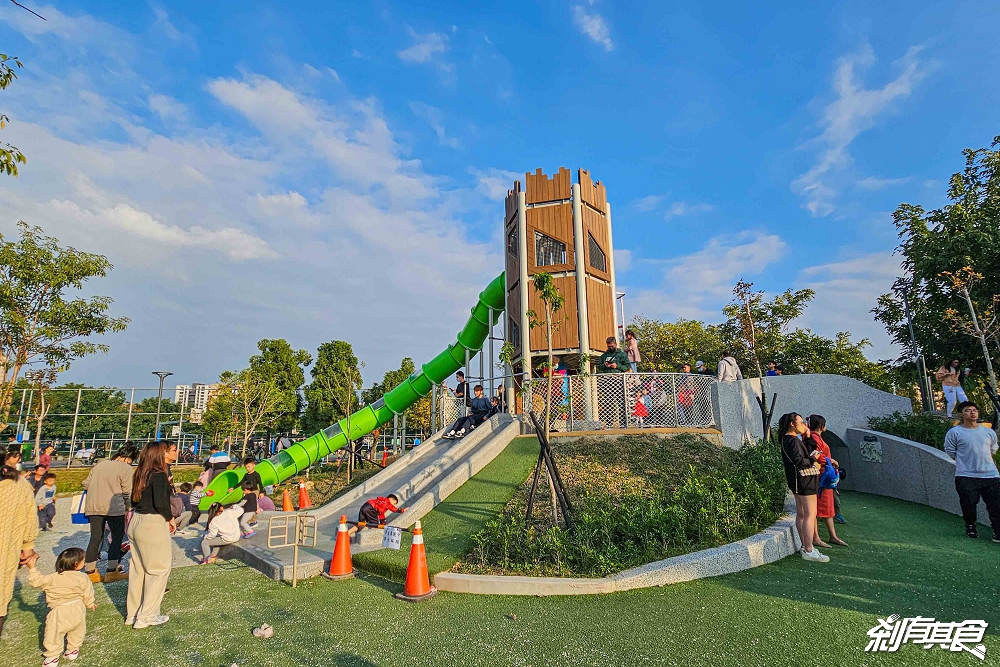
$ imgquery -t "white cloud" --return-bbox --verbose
[151,5,183,41]
[398,28,450,65]
[613,248,632,272]
[572,5,613,51]
[148,94,188,122]
[792,44,927,217]
[795,252,902,359]
[665,201,714,219]
[470,167,520,200]
[409,101,459,148]
[0,4,107,40]
[856,176,913,190]
[632,195,663,212]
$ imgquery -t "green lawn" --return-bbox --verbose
[353,435,541,581]
[48,465,203,497]
[4,478,1000,665]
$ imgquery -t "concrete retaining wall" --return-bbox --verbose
[714,374,912,449]
[841,428,991,526]
[433,496,798,596]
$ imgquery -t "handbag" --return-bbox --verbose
[819,460,840,490]
[70,492,88,524]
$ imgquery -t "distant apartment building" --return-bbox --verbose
[174,383,219,424]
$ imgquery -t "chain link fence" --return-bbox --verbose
[522,373,717,432]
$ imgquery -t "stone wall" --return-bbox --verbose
[713,374,912,449]
[839,428,991,526]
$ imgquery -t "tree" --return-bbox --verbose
[0,53,25,177]
[527,272,565,432]
[720,282,816,376]
[360,357,428,434]
[231,367,283,458]
[628,316,724,372]
[24,368,58,462]
[248,339,311,432]
[0,223,130,429]
[301,341,363,435]
[874,137,1000,385]
[940,267,999,396]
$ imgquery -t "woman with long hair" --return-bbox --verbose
[81,441,138,584]
[807,415,848,548]
[936,357,969,418]
[125,442,176,629]
[778,412,828,562]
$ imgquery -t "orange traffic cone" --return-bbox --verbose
[281,488,294,512]
[322,515,354,580]
[298,481,312,510]
[395,520,438,602]
[381,448,388,467]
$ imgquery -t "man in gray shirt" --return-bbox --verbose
[943,401,1000,541]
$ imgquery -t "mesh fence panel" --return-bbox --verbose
[523,373,717,432]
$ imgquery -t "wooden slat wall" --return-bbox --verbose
[525,167,571,204]
[505,224,519,288]
[586,279,615,353]
[506,282,521,355]
[581,204,611,282]
[504,180,521,222]
[526,204,575,275]
[578,169,607,213]
[528,274,579,353]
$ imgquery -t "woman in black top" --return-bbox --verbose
[778,412,827,563]
[125,442,176,629]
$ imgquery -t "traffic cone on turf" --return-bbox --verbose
[395,520,438,602]
[281,488,294,512]
[298,481,312,510]
[322,515,354,580]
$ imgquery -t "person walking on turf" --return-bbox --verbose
[126,442,176,629]
[944,401,1000,541]
[0,457,38,640]
[81,441,137,584]
[25,547,96,666]
[779,412,827,562]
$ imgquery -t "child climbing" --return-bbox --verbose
[25,547,96,666]
[347,494,405,536]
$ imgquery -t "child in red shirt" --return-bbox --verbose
[349,494,405,535]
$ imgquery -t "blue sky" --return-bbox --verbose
[1,1,997,389]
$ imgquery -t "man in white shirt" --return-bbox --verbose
[943,401,1000,541]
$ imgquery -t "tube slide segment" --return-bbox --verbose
[199,273,506,510]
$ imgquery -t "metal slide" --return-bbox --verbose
[199,273,506,510]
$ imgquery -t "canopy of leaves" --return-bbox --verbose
[249,339,311,432]
[0,223,129,427]
[0,53,26,177]
[873,137,1000,379]
[301,340,363,434]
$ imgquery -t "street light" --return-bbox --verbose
[152,371,173,439]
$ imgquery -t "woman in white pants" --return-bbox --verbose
[936,358,968,418]
[126,442,176,629]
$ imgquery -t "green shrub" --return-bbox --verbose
[462,439,787,577]
[866,412,953,451]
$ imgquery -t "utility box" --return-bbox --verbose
[504,167,619,376]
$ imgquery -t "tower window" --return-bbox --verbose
[507,228,518,257]
[588,233,607,272]
[534,232,566,267]
[508,317,521,350]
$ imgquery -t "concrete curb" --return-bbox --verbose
[433,495,799,596]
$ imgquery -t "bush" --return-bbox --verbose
[462,439,787,578]
[866,412,953,451]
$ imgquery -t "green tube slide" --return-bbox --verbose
[199,273,506,510]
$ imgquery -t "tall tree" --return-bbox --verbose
[0,223,130,429]
[360,357,428,433]
[527,272,565,432]
[301,341,363,435]
[249,339,311,432]
[0,53,25,177]
[628,317,724,372]
[874,137,1000,382]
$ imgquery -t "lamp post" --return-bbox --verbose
[152,371,173,440]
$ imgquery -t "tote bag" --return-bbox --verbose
[70,492,89,524]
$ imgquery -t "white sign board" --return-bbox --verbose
[381,526,403,550]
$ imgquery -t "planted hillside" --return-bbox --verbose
[460,434,786,578]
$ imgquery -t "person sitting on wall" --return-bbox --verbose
[597,337,629,373]
[443,385,493,439]
[943,401,1000,541]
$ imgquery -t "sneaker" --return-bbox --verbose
[62,650,79,661]
[444,431,455,439]
[455,429,466,437]
[42,657,59,667]
[833,514,846,524]
[242,530,256,539]
[132,615,169,629]
[966,524,979,539]
[801,548,829,563]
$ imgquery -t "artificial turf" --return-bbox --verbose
[4,492,999,666]
[352,435,541,581]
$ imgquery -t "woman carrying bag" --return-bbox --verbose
[125,442,176,629]
[779,412,829,563]
[81,441,138,583]
[806,415,848,548]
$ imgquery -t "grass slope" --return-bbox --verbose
[352,435,540,581]
[3,493,998,666]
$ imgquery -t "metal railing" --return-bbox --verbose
[522,372,717,432]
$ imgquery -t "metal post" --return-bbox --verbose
[488,306,495,401]
[152,371,173,439]
[68,388,82,468]
[125,388,135,440]
[393,413,398,454]
[291,516,300,589]
[108,433,115,459]
[464,348,471,417]
[23,388,34,443]
[901,287,932,413]
[622,373,628,429]
[177,400,184,443]
[14,388,26,440]
[401,414,406,453]
[671,375,679,427]
[431,384,437,433]
[568,379,575,432]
